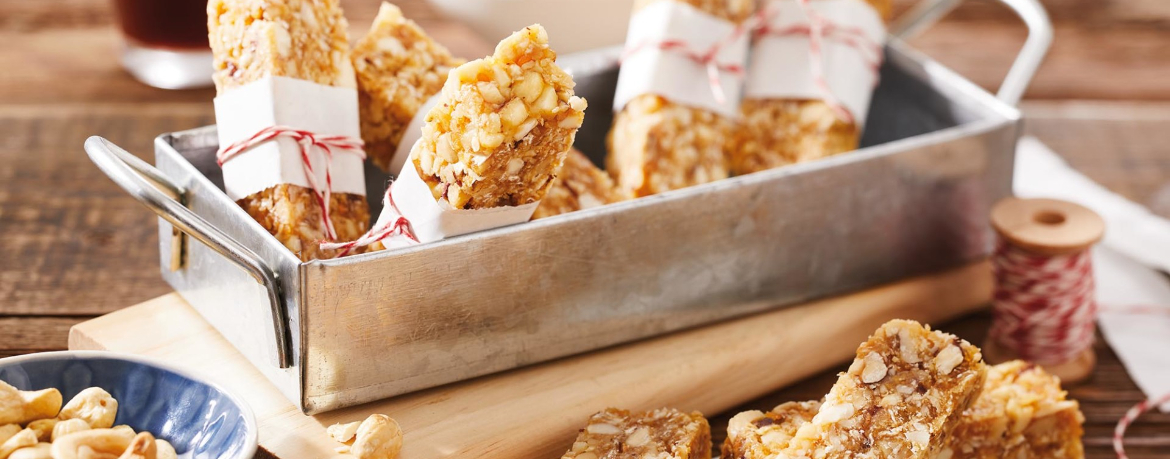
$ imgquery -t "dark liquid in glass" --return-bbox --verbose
[113,0,208,50]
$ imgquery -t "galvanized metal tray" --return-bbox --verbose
[85,0,1051,414]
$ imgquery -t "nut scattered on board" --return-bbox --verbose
[328,414,404,459]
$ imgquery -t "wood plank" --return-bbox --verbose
[69,262,992,459]
[0,316,89,357]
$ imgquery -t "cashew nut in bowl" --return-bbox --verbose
[349,415,403,459]
[0,429,36,459]
[6,444,50,459]
[25,420,55,442]
[0,426,19,445]
[58,389,117,429]
[50,428,135,459]
[51,420,89,442]
[116,433,156,459]
[151,440,175,459]
[109,427,134,438]
[0,381,62,426]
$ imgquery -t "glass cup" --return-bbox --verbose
[111,0,213,90]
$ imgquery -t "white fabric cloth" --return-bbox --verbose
[1014,136,1170,411]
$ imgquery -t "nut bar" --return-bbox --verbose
[784,319,986,459]
[730,0,891,175]
[352,2,465,171]
[606,0,756,197]
[208,0,356,92]
[411,25,587,209]
[722,401,820,459]
[532,149,629,219]
[938,360,1085,459]
[208,0,370,261]
[561,408,711,459]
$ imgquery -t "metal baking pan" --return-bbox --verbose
[85,0,1050,414]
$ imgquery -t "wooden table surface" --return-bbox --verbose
[0,0,1167,457]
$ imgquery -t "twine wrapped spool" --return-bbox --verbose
[984,197,1106,384]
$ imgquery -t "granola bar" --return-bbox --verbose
[208,0,356,92]
[208,0,369,261]
[237,184,370,260]
[561,408,711,459]
[722,401,820,459]
[352,2,465,171]
[532,149,629,219]
[784,319,986,459]
[730,0,890,175]
[411,25,587,209]
[606,0,756,197]
[938,360,1085,459]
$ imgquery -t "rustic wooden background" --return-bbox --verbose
[0,0,1167,457]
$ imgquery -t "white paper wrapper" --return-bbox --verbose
[214,76,366,201]
[613,0,750,117]
[386,93,443,177]
[375,143,539,245]
[745,0,886,125]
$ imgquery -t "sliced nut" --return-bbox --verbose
[934,344,964,375]
[116,432,156,459]
[349,414,403,459]
[327,421,360,443]
[0,381,62,426]
[7,444,50,459]
[860,352,888,384]
[51,419,90,442]
[0,429,36,459]
[50,429,134,459]
[624,427,650,447]
[152,440,176,459]
[24,420,55,443]
[59,388,118,429]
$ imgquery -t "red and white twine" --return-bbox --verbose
[217,125,365,241]
[319,184,418,256]
[756,0,884,125]
[1101,305,1170,459]
[989,238,1097,365]
[619,9,758,105]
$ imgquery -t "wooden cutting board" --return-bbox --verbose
[69,262,991,459]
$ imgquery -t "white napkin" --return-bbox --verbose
[1014,136,1170,411]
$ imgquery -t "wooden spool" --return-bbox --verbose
[985,197,1105,384]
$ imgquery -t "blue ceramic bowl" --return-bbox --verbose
[0,351,257,459]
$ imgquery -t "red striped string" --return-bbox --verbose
[620,6,763,105]
[989,237,1097,365]
[1114,390,1170,459]
[217,125,365,241]
[755,0,884,125]
[319,183,418,256]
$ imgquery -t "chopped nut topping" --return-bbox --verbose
[531,149,630,220]
[561,408,709,459]
[412,25,586,209]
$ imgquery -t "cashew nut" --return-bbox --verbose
[116,433,155,459]
[0,382,62,426]
[151,440,175,459]
[108,427,133,438]
[49,428,134,459]
[58,389,117,429]
[0,426,19,445]
[24,420,55,443]
[348,415,402,459]
[327,421,360,443]
[0,429,36,459]
[7,444,50,459]
[50,420,89,442]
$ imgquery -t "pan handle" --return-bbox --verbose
[891,0,1053,106]
[84,136,291,369]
